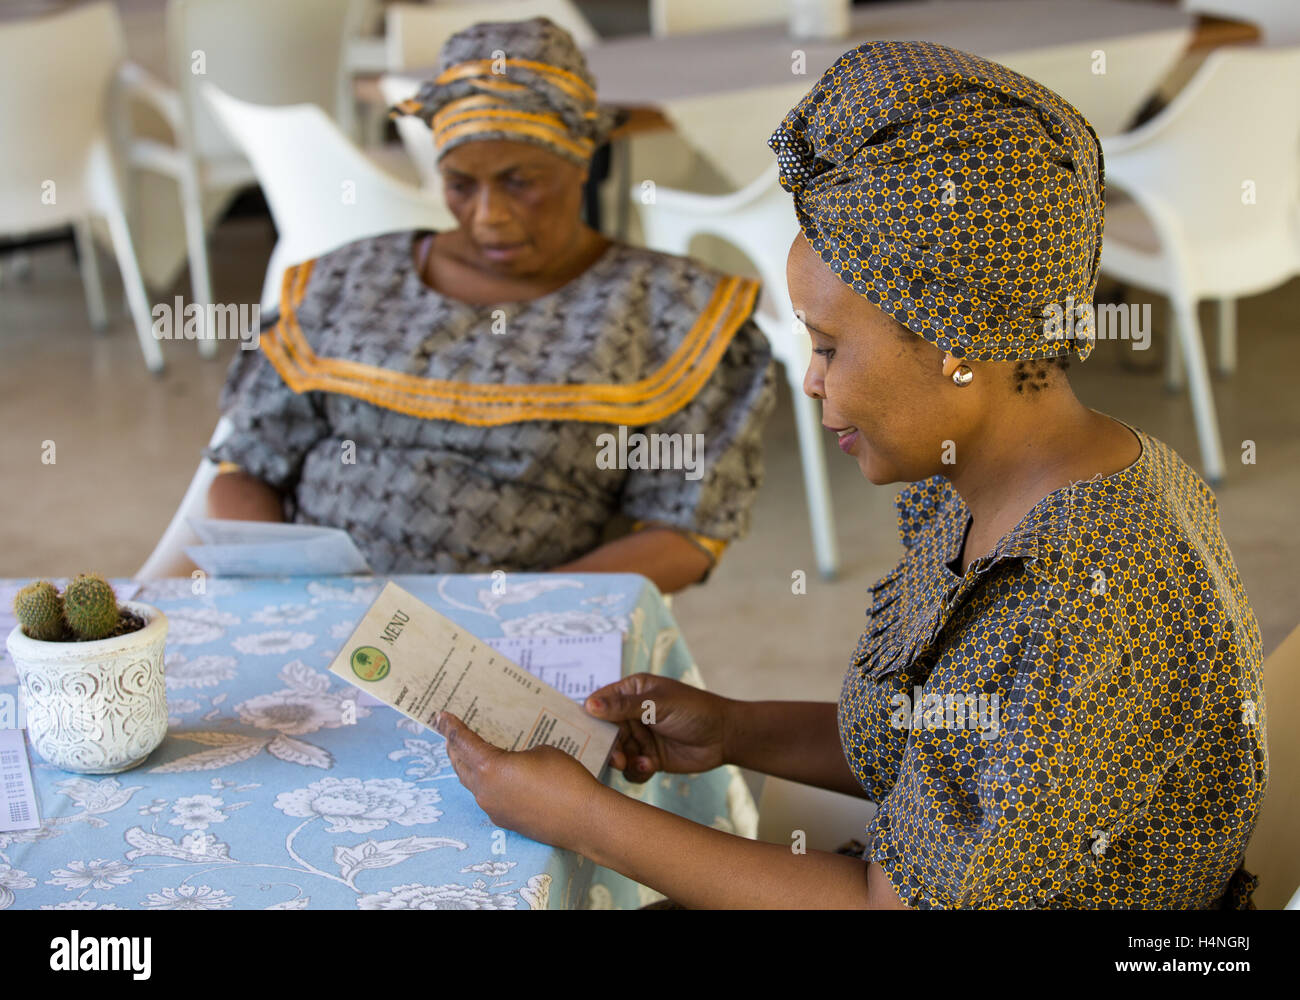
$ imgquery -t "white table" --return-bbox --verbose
[577,0,1194,188]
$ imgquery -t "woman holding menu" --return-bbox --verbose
[435,40,1266,909]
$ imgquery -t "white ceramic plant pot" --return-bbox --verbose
[5,601,168,774]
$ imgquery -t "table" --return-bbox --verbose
[361,1,1203,192]
[588,0,1199,188]
[0,573,755,910]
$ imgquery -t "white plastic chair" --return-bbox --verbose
[0,2,162,372]
[201,85,455,312]
[124,0,363,345]
[379,73,443,193]
[136,415,234,579]
[1098,46,1300,485]
[1182,0,1300,44]
[385,0,597,70]
[994,33,1190,139]
[649,0,788,37]
[756,775,877,853]
[636,164,839,579]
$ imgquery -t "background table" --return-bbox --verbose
[580,0,1197,188]
[0,573,756,910]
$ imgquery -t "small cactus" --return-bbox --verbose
[62,572,120,641]
[13,581,66,641]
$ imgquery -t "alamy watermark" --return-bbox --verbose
[1043,295,1151,351]
[151,297,260,350]
[890,686,1001,740]
[595,425,705,481]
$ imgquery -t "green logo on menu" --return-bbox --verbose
[351,645,390,682]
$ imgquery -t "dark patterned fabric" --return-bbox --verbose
[768,40,1105,362]
[838,423,1266,908]
[207,232,775,576]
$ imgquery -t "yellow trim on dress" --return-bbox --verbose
[257,258,760,428]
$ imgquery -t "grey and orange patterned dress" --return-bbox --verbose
[207,231,776,576]
[838,422,1266,909]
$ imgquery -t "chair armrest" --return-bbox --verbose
[117,60,184,132]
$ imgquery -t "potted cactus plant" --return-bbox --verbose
[5,574,169,773]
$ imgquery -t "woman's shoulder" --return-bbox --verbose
[1020,427,1261,661]
[281,232,416,304]
[592,241,762,325]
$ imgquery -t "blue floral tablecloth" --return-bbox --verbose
[0,574,757,910]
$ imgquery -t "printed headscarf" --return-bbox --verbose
[769,40,1105,362]
[389,16,618,167]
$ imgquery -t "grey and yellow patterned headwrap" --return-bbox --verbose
[389,16,618,167]
[769,40,1104,362]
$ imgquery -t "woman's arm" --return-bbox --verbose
[552,527,711,594]
[581,787,908,909]
[206,470,285,523]
[434,711,909,909]
[140,469,285,578]
[725,700,868,798]
[585,674,867,798]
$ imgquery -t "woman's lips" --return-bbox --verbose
[480,243,527,262]
[827,425,859,454]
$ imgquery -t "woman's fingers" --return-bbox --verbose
[624,715,660,777]
[586,673,657,723]
[615,719,652,783]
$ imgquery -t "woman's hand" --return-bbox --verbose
[584,673,732,782]
[432,711,603,853]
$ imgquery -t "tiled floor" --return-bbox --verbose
[1,210,1297,711]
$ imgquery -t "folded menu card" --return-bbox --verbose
[185,518,371,577]
[326,582,618,777]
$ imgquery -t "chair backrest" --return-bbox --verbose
[166,0,361,162]
[1182,0,1300,44]
[995,32,1189,139]
[379,73,442,191]
[201,83,452,304]
[635,164,808,373]
[0,1,124,231]
[1104,45,1300,296]
[636,164,796,311]
[135,415,234,580]
[649,0,787,37]
[385,0,597,70]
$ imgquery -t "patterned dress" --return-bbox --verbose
[838,423,1266,908]
[208,231,776,576]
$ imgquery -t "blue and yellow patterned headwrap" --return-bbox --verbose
[769,40,1104,362]
[389,16,618,167]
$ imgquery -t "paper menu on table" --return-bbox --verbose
[327,582,618,777]
[0,729,40,833]
[185,518,371,577]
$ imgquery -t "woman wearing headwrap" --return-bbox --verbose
[437,41,1265,909]
[201,17,776,593]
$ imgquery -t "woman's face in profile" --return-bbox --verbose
[786,233,976,486]
[438,139,589,278]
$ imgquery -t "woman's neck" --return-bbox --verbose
[422,226,610,304]
[946,391,1139,571]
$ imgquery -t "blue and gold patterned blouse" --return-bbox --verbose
[839,422,1266,909]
